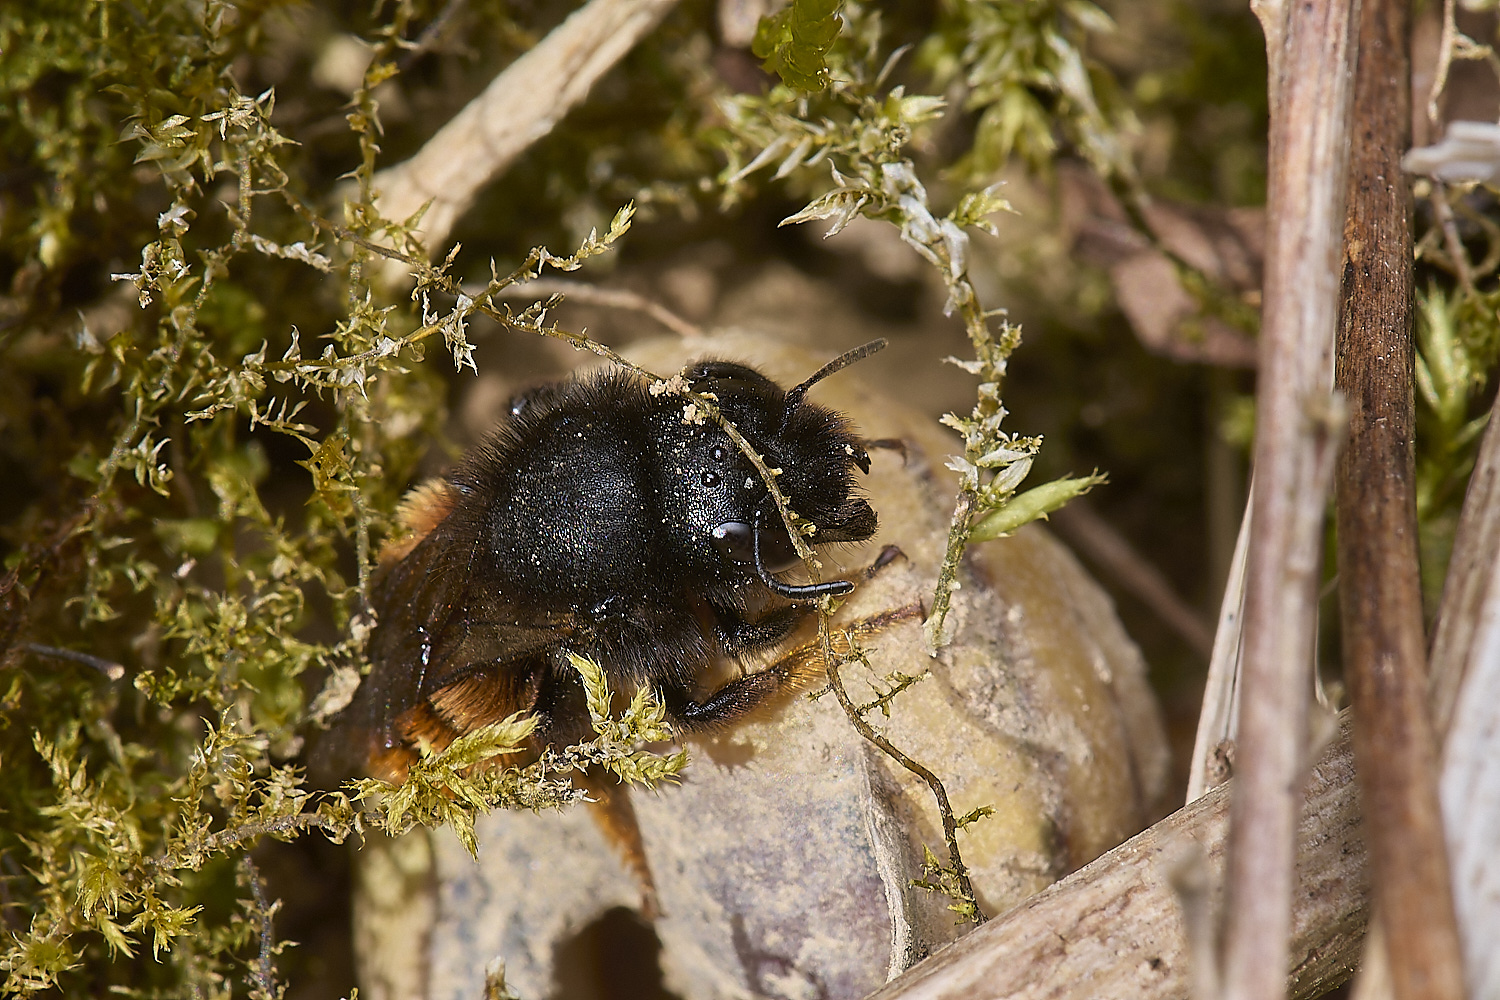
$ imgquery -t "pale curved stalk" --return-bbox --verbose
[372,0,680,259]
[1186,493,1251,805]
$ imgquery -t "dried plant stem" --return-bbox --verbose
[483,278,703,337]
[1334,1,1467,997]
[1430,184,1476,292]
[1429,376,1500,999]
[823,634,984,923]
[20,643,125,681]
[1050,504,1215,660]
[1436,581,1500,1000]
[1426,0,1458,129]
[1187,494,1252,803]
[1226,2,1358,999]
[1430,391,1500,735]
[142,813,341,877]
[372,0,680,255]
[864,718,1368,1000]
[240,856,282,1000]
[1252,0,1289,115]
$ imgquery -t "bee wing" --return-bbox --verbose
[412,592,574,736]
[360,516,482,753]
[354,511,574,777]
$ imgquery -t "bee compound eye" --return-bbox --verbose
[711,521,755,563]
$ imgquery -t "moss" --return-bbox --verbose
[6,0,1481,994]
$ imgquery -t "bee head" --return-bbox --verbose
[685,341,884,599]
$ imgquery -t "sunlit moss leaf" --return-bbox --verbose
[622,683,673,744]
[297,431,357,505]
[6,932,80,993]
[910,842,981,921]
[752,0,843,92]
[976,89,1057,174]
[568,651,614,733]
[93,913,138,960]
[918,0,1131,179]
[130,898,202,960]
[1062,0,1116,34]
[955,804,995,828]
[77,858,129,919]
[969,473,1105,542]
[430,716,538,773]
[356,715,540,856]
[950,187,1014,233]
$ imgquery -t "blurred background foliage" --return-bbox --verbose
[2,0,1497,997]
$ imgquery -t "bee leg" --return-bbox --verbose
[658,651,827,733]
[863,437,908,464]
[712,603,812,657]
[864,543,907,579]
[575,767,662,919]
[665,599,927,734]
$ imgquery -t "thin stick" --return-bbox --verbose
[21,642,126,681]
[1431,183,1476,293]
[1225,2,1358,999]
[372,0,680,256]
[240,856,283,1000]
[823,633,984,923]
[864,719,1369,1000]
[398,0,469,70]
[1187,494,1252,803]
[482,278,703,337]
[1334,0,1467,996]
[1049,504,1215,660]
[1427,0,1458,130]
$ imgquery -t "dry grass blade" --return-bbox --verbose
[1186,494,1252,804]
[1430,374,1500,997]
[1429,386,1500,736]
[1436,570,1500,998]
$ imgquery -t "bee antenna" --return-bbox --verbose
[752,513,854,600]
[780,338,887,430]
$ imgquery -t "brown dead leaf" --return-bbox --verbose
[1062,165,1263,368]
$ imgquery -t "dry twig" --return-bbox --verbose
[480,278,703,337]
[1334,1,1466,996]
[20,642,126,681]
[864,718,1368,1000]
[240,856,283,1000]
[372,0,680,256]
[1049,504,1215,660]
[824,648,985,924]
[1186,495,1251,803]
[1225,2,1358,999]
